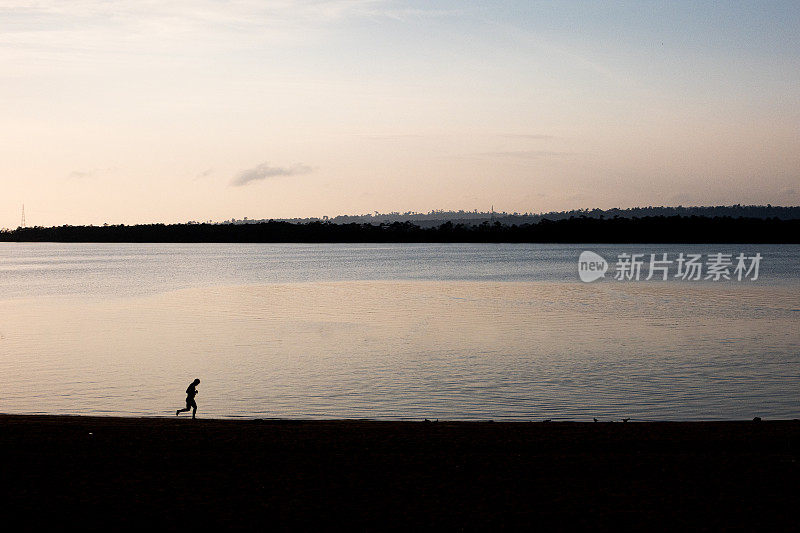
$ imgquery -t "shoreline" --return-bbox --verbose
[2,414,797,529]
[2,413,797,422]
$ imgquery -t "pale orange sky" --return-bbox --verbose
[2,1,799,227]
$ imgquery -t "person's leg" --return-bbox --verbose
[177,400,191,415]
[190,399,197,419]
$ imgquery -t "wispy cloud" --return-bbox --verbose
[359,6,467,22]
[231,162,312,186]
[68,170,94,179]
[499,134,555,140]
[67,167,115,179]
[195,168,213,180]
[482,18,616,81]
[362,134,427,141]
[483,150,569,159]
[0,0,396,66]
[669,193,698,205]
[0,0,388,24]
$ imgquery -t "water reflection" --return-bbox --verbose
[0,281,797,420]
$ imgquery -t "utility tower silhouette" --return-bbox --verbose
[21,204,26,228]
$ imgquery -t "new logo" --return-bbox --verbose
[578,251,608,282]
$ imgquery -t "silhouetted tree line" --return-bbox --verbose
[2,216,798,243]
[267,204,800,227]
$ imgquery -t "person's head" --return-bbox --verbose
[193,378,200,385]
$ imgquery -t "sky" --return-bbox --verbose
[1,0,799,227]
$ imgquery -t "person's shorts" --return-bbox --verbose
[186,398,197,409]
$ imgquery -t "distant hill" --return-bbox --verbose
[221,205,800,228]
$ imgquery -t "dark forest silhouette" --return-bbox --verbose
[262,204,800,227]
[2,215,798,243]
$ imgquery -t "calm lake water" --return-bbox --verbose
[1,243,798,420]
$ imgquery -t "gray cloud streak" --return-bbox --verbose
[231,162,312,186]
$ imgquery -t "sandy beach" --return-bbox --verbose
[1,415,797,530]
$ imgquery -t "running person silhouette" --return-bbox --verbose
[176,378,200,418]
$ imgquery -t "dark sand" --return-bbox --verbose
[1,416,797,530]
